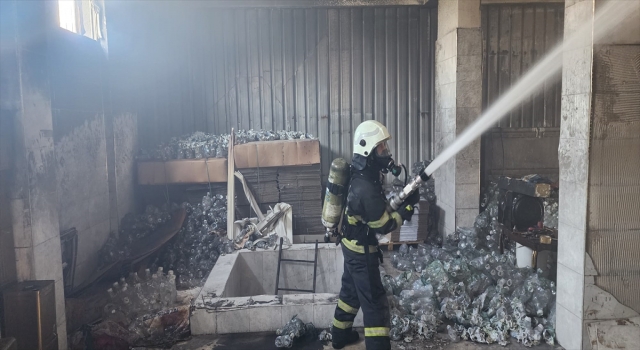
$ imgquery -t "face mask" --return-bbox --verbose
[372,141,395,174]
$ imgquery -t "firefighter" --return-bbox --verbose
[331,120,420,350]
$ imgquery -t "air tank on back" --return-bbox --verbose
[322,158,350,242]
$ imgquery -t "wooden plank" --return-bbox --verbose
[497,176,551,198]
[227,129,236,240]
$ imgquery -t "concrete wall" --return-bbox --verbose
[0,1,67,347]
[556,1,640,349]
[434,0,483,235]
[49,28,112,286]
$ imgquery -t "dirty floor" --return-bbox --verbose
[161,330,561,350]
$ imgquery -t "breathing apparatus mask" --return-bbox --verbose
[371,141,402,177]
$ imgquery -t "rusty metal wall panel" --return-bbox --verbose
[587,45,640,313]
[135,6,436,180]
[481,3,564,128]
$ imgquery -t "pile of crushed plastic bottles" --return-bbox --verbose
[153,192,236,289]
[275,315,317,348]
[383,183,556,347]
[137,130,315,161]
[99,204,176,267]
[104,267,177,322]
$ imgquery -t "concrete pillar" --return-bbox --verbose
[556,1,640,349]
[2,1,67,348]
[434,0,483,235]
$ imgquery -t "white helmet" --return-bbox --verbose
[353,120,391,157]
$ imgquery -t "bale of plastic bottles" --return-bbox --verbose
[383,183,557,347]
[275,315,317,348]
[137,130,315,161]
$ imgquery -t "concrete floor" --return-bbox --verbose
[164,329,562,350]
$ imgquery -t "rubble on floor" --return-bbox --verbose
[137,130,315,161]
[383,184,557,348]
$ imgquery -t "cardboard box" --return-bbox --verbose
[138,158,227,185]
[234,139,320,168]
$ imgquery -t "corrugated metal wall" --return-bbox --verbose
[0,110,16,287]
[136,6,436,179]
[481,3,564,128]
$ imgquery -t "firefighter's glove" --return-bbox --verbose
[397,203,415,222]
[405,190,421,206]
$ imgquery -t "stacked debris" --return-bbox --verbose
[278,165,324,236]
[99,204,175,267]
[154,192,235,289]
[275,315,317,348]
[233,217,280,250]
[383,184,556,347]
[137,130,315,161]
[543,198,558,229]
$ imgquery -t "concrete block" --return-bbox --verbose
[202,254,238,298]
[563,0,594,47]
[556,262,585,318]
[282,304,315,327]
[556,303,584,350]
[56,318,67,350]
[313,303,335,329]
[250,305,283,332]
[436,83,456,110]
[455,208,478,228]
[558,180,587,231]
[54,278,66,326]
[14,246,34,280]
[437,0,458,39]
[456,2,481,30]
[436,57,457,86]
[191,308,217,335]
[456,80,482,109]
[239,251,265,295]
[456,28,482,56]
[557,220,586,275]
[278,249,313,293]
[558,138,589,183]
[561,48,593,96]
[455,184,479,209]
[313,248,340,294]
[436,30,457,62]
[455,158,479,185]
[29,190,59,247]
[456,54,482,82]
[583,283,639,320]
[33,237,63,281]
[560,93,591,140]
[217,308,252,334]
[283,294,315,305]
[440,108,457,134]
[456,107,482,132]
[262,250,279,295]
[11,198,32,248]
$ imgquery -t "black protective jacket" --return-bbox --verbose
[343,168,403,246]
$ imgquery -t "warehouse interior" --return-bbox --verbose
[0,0,638,349]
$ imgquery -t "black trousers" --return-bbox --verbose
[332,243,391,350]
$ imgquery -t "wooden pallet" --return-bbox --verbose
[382,240,424,250]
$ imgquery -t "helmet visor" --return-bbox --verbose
[375,141,392,158]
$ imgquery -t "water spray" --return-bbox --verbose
[389,0,631,210]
